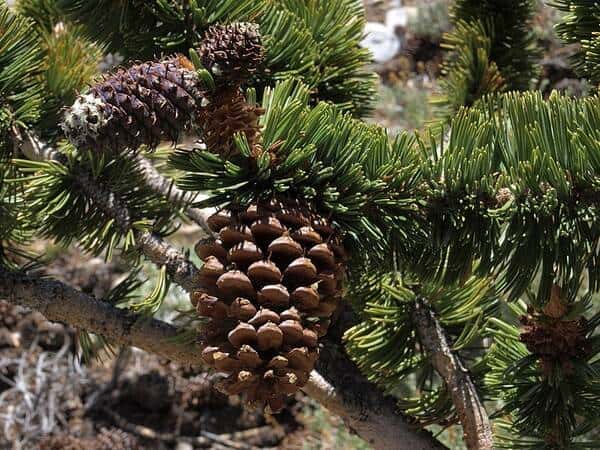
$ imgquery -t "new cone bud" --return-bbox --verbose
[62,56,205,152]
[191,200,346,412]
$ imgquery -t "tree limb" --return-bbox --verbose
[412,299,493,450]
[0,268,446,450]
[0,269,202,364]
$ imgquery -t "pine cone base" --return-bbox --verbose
[192,200,345,411]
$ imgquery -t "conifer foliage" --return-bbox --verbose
[554,0,600,86]
[1,1,600,449]
[435,0,539,117]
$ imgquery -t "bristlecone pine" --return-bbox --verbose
[191,200,346,412]
[62,56,204,151]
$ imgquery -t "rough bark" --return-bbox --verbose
[412,299,493,450]
[0,268,446,450]
[0,269,202,364]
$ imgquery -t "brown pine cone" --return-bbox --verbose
[520,314,591,370]
[198,89,264,157]
[198,22,264,84]
[62,56,205,152]
[192,200,346,412]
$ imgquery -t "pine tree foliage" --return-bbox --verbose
[0,5,43,157]
[38,25,104,136]
[0,161,30,269]
[17,146,177,260]
[435,0,539,116]
[433,21,506,117]
[484,300,599,448]
[451,0,539,90]
[345,271,497,424]
[16,0,66,32]
[344,91,600,446]
[553,0,600,87]
[260,0,377,115]
[53,0,376,116]
[54,0,262,60]
[1,0,600,446]
[0,5,43,267]
[417,92,600,304]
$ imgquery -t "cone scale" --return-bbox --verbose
[192,200,345,412]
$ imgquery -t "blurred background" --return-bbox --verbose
[0,1,586,449]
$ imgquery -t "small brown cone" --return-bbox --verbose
[198,89,264,157]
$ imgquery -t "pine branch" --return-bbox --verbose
[0,267,446,450]
[0,268,200,363]
[70,166,201,293]
[413,298,493,450]
[131,153,214,236]
[19,131,214,236]
[16,131,203,292]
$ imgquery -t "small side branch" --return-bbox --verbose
[132,153,214,235]
[17,131,203,292]
[71,166,201,293]
[412,299,493,450]
[18,130,213,234]
[136,231,201,293]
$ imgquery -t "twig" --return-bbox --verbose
[71,167,202,293]
[17,131,203,293]
[18,131,214,234]
[132,153,214,236]
[412,298,493,450]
